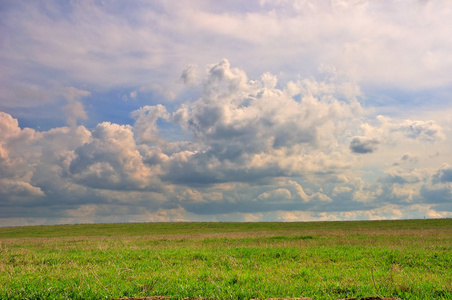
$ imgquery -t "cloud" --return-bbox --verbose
[1,54,452,225]
[3,0,451,107]
[373,115,445,143]
[349,137,379,154]
[273,203,452,222]
[0,112,44,203]
[420,180,452,206]
[166,59,362,185]
[146,206,188,222]
[131,104,170,145]
[67,122,160,191]
[257,188,292,202]
[128,84,176,101]
[1,0,452,228]
[0,111,25,139]
[0,179,45,201]
[384,167,424,185]
[349,116,446,160]
[180,64,199,86]
[395,119,444,142]
[393,153,419,166]
[432,164,452,184]
[62,87,90,127]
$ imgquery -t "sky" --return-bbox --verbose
[1,0,452,226]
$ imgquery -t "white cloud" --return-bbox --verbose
[131,104,170,145]
[180,64,200,86]
[257,188,292,202]
[62,87,90,127]
[2,0,451,107]
[396,119,445,142]
[274,203,452,222]
[67,122,160,191]
[0,112,43,203]
[166,60,362,185]
[146,206,188,222]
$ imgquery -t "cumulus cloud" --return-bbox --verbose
[432,164,452,184]
[146,207,188,222]
[131,104,170,145]
[286,180,332,203]
[257,188,292,202]
[180,64,199,86]
[349,137,379,154]
[349,116,446,160]
[373,116,445,143]
[0,112,43,203]
[0,111,28,139]
[166,59,362,185]
[62,87,90,127]
[68,122,160,191]
[395,119,444,142]
[0,179,45,200]
[1,55,452,225]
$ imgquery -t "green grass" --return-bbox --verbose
[1,219,451,299]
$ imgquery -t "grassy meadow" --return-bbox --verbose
[0,219,451,300]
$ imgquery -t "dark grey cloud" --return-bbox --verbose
[420,185,452,204]
[440,169,452,182]
[349,137,379,154]
[432,164,452,184]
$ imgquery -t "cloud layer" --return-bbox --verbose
[1,1,452,225]
[1,59,452,225]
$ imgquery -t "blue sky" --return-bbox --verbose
[1,0,452,226]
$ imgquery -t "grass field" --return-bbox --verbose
[0,219,451,300]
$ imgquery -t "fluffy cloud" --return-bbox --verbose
[0,179,44,201]
[1,58,452,226]
[167,59,361,185]
[349,115,446,161]
[131,104,170,145]
[62,87,90,127]
[68,122,160,191]
[180,64,200,86]
[394,119,444,142]
[0,112,43,204]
